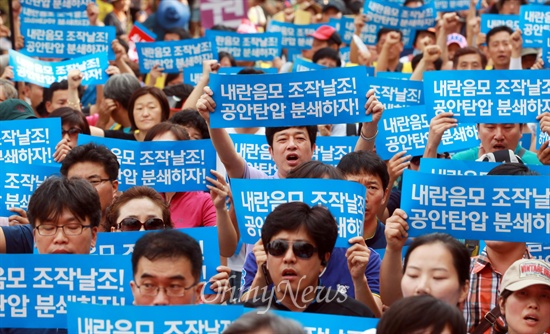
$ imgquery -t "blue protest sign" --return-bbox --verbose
[218,67,278,74]
[183,65,204,86]
[21,23,116,60]
[266,21,336,49]
[480,14,519,34]
[0,254,133,328]
[206,30,282,61]
[294,56,325,72]
[542,30,550,69]
[231,134,357,175]
[67,303,244,334]
[271,309,379,332]
[401,169,550,243]
[0,164,59,217]
[434,0,471,11]
[209,66,370,128]
[419,158,550,176]
[21,7,88,26]
[527,243,550,262]
[0,117,62,166]
[424,70,550,123]
[10,50,110,88]
[376,71,412,80]
[77,135,217,192]
[375,105,480,160]
[231,179,366,247]
[20,0,89,11]
[334,16,379,45]
[136,38,215,74]
[369,76,424,110]
[519,5,550,47]
[364,0,436,32]
[537,124,550,150]
[92,228,221,283]
[339,46,350,65]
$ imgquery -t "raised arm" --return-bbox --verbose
[423,112,457,158]
[355,89,384,152]
[206,170,238,257]
[380,209,409,306]
[183,60,220,110]
[196,86,248,178]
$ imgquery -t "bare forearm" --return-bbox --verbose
[183,77,209,110]
[353,276,382,317]
[380,248,404,306]
[216,209,238,257]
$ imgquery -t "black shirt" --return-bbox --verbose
[244,286,375,317]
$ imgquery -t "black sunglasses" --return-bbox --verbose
[266,240,318,259]
[118,217,165,231]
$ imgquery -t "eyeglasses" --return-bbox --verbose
[266,240,318,259]
[87,177,112,186]
[135,282,197,297]
[35,224,92,236]
[118,217,165,232]
[62,128,82,136]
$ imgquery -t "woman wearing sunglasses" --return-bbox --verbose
[244,201,376,317]
[106,186,173,232]
[50,107,91,162]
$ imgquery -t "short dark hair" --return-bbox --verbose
[411,52,442,71]
[237,68,264,75]
[48,107,91,135]
[169,109,210,139]
[132,229,203,281]
[143,121,190,141]
[403,233,470,289]
[377,28,403,43]
[287,160,344,180]
[337,151,390,190]
[376,295,467,334]
[127,86,170,131]
[60,143,120,181]
[486,25,514,46]
[487,162,540,176]
[218,51,237,67]
[104,74,142,111]
[223,311,306,334]
[265,126,318,149]
[106,186,172,231]
[404,0,424,5]
[452,46,488,69]
[27,176,101,228]
[164,27,192,40]
[312,47,342,67]
[163,83,194,109]
[43,80,69,103]
[261,202,338,262]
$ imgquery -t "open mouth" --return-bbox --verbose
[282,268,297,279]
[286,153,300,165]
[524,314,539,324]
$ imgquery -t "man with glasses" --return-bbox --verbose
[60,142,120,232]
[130,229,231,306]
[244,202,375,316]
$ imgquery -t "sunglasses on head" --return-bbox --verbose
[118,217,165,231]
[266,239,318,259]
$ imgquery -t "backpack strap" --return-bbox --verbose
[471,306,503,334]
[517,147,527,158]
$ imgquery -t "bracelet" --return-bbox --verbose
[67,100,81,110]
[360,129,378,142]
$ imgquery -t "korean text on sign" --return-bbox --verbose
[401,169,550,243]
[209,66,370,128]
[136,38,215,73]
[206,30,282,61]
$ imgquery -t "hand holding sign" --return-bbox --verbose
[196,86,216,124]
[346,236,372,281]
[425,112,458,158]
[8,207,29,226]
[202,265,232,305]
[384,209,410,252]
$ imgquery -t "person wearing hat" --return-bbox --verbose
[446,33,467,63]
[142,0,190,41]
[302,25,342,60]
[0,99,37,121]
[498,259,550,334]
[320,0,345,22]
